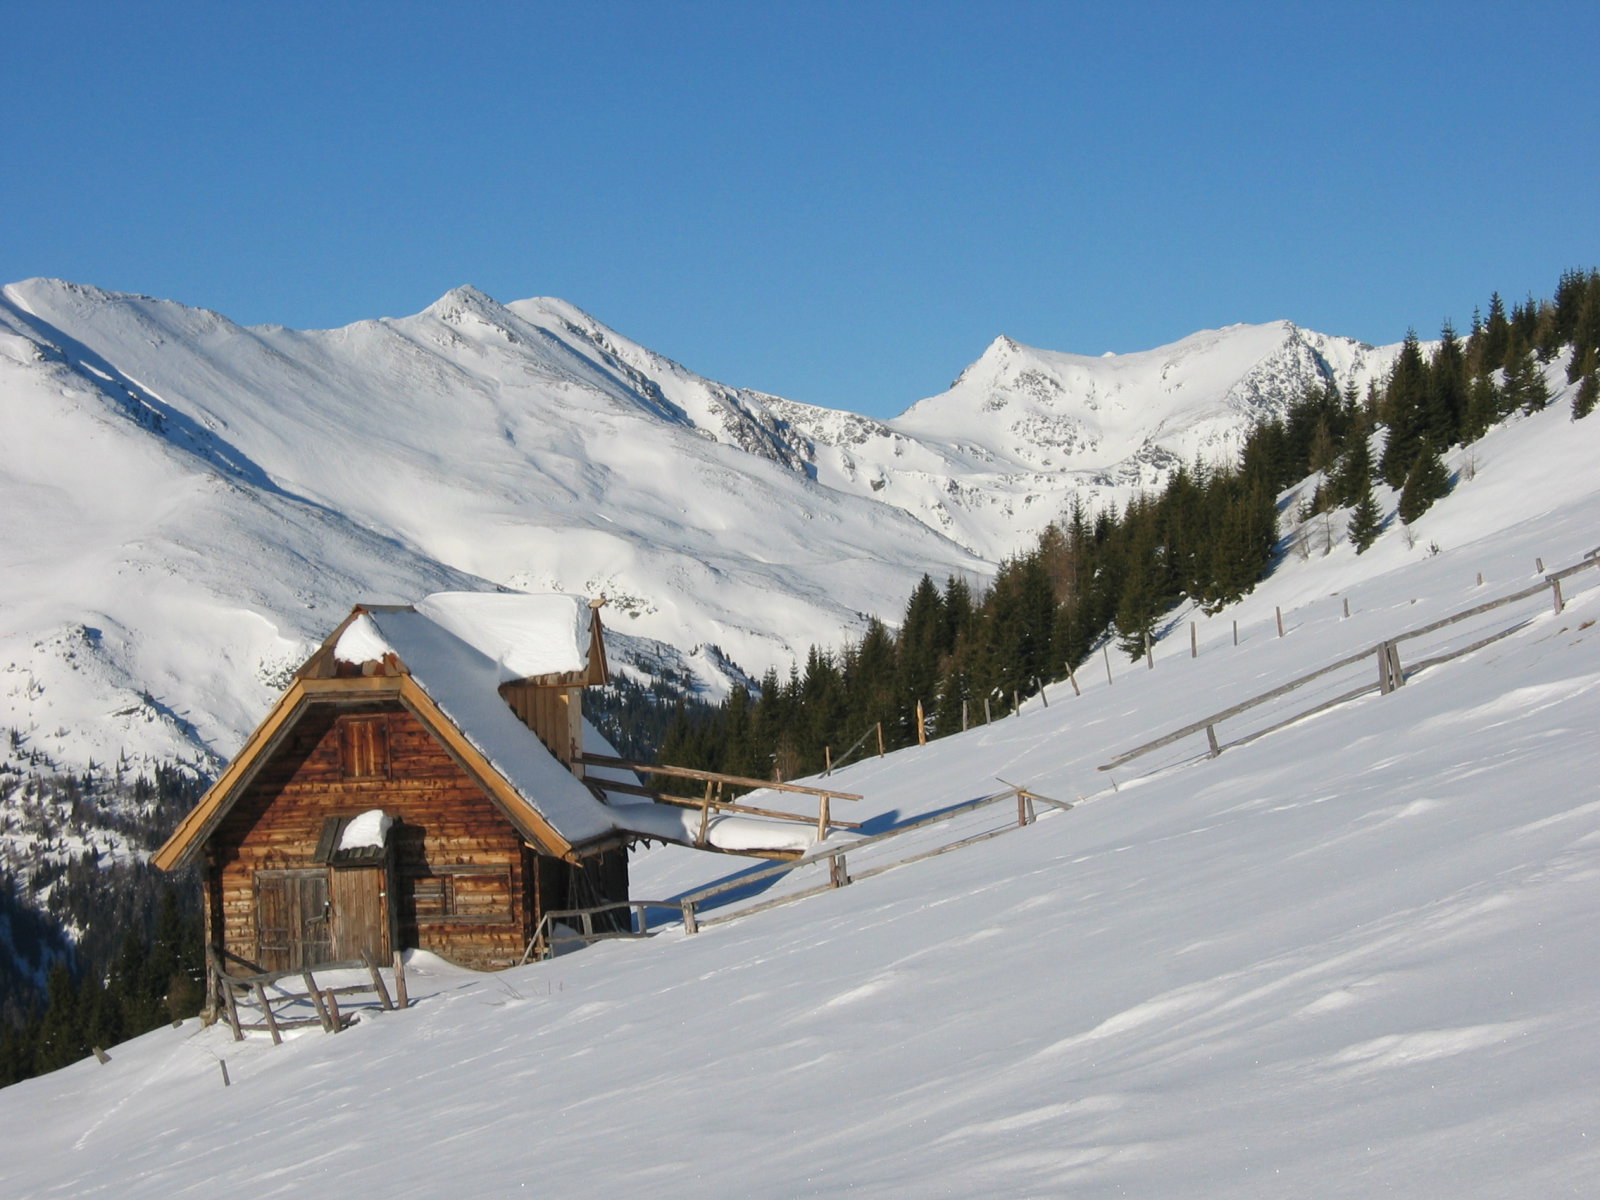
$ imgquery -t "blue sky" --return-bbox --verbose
[5,2,1596,418]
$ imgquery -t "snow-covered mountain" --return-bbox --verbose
[0,278,1397,774]
[4,378,1597,1197]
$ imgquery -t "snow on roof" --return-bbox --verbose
[608,799,817,855]
[333,613,393,666]
[324,597,815,855]
[354,605,618,846]
[415,592,592,681]
[338,809,392,852]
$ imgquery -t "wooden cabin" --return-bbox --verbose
[153,593,630,973]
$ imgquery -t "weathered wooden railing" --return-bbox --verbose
[519,898,688,964]
[207,946,406,1043]
[578,753,863,846]
[674,783,1072,935]
[1099,551,1600,774]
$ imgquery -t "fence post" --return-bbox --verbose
[1190,621,1198,658]
[1206,724,1220,758]
[1550,576,1565,614]
[916,700,927,745]
[1377,641,1405,693]
[1104,646,1113,686]
[829,853,850,889]
[1276,607,1285,638]
[682,901,698,936]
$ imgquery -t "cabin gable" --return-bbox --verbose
[158,593,632,975]
[208,702,550,971]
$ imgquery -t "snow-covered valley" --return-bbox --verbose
[1,363,1596,1196]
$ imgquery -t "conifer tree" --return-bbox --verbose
[1330,417,1375,508]
[1425,321,1467,449]
[895,575,946,735]
[1379,331,1429,487]
[1574,372,1599,421]
[1397,445,1452,524]
[1348,486,1383,554]
[1462,374,1501,442]
[1567,272,1600,383]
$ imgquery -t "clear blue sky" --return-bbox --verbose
[5,1,1596,418]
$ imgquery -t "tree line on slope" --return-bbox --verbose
[0,746,205,1087]
[654,267,1600,787]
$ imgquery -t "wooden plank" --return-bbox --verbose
[577,754,861,801]
[678,788,1024,907]
[362,950,394,1010]
[253,981,282,1045]
[303,971,333,1032]
[592,780,863,828]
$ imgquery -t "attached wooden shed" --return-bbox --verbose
[153,592,630,973]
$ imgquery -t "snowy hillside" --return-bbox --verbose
[2,383,1596,1197]
[0,279,1400,777]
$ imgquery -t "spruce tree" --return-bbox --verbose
[1348,487,1383,554]
[1425,321,1467,449]
[1397,445,1452,524]
[1574,372,1599,420]
[1379,331,1429,488]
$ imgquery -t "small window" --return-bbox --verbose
[340,716,390,779]
[409,865,513,924]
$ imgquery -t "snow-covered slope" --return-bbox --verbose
[3,380,1596,1198]
[1,279,1393,774]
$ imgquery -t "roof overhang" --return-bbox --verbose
[152,674,612,872]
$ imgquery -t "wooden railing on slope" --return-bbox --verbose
[519,898,688,964]
[578,753,863,847]
[673,783,1073,935]
[1099,551,1600,774]
[207,946,405,1043]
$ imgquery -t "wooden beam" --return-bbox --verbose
[576,754,861,801]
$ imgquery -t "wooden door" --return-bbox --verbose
[329,865,392,962]
[255,869,332,971]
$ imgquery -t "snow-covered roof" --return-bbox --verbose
[339,603,618,846]
[337,591,596,682]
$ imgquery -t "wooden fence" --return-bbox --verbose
[207,946,405,1043]
[1099,551,1600,774]
[519,898,686,964]
[579,753,863,849]
[674,783,1072,935]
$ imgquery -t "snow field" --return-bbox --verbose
[4,395,1599,1197]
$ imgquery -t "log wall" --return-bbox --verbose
[209,701,550,970]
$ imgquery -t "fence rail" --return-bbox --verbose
[1099,551,1600,774]
[206,946,404,1043]
[674,784,1072,934]
[520,898,687,964]
[579,753,863,846]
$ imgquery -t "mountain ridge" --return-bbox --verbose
[0,277,1401,775]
